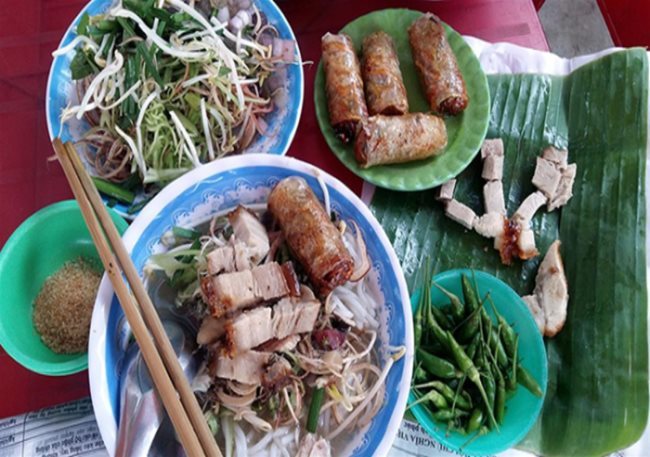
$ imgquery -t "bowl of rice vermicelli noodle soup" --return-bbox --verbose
[89,154,413,456]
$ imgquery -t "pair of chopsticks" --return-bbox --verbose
[52,139,222,457]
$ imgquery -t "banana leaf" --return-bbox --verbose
[370,49,649,456]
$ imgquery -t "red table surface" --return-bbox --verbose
[0,0,547,419]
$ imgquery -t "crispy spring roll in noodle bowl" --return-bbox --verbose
[354,113,448,168]
[408,13,469,116]
[321,33,368,143]
[361,31,409,115]
[268,177,354,296]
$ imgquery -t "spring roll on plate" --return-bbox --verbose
[354,113,448,168]
[321,33,368,143]
[361,31,409,115]
[408,13,469,116]
[268,177,354,296]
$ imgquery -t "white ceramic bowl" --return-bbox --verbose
[89,154,414,456]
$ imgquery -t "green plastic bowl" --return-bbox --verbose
[0,200,128,376]
[409,269,548,456]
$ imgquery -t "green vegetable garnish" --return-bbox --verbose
[306,387,324,433]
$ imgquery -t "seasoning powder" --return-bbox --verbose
[33,258,101,354]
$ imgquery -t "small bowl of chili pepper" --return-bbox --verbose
[407,268,547,456]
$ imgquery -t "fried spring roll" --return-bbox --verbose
[408,14,469,116]
[268,177,354,296]
[354,113,447,168]
[361,31,409,115]
[321,33,368,143]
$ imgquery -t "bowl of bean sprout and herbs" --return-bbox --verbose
[47,0,303,216]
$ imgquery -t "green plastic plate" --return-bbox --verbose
[314,8,490,191]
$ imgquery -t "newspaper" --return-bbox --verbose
[390,420,471,457]
[1,397,646,456]
[0,399,107,457]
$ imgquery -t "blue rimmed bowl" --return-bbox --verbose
[46,0,304,217]
[88,154,414,456]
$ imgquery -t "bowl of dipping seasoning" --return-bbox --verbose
[0,200,127,375]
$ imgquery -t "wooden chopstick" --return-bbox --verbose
[62,141,222,457]
[52,139,220,457]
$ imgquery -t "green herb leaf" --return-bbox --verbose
[124,0,156,25]
[136,42,164,88]
[95,19,119,33]
[151,7,173,24]
[76,13,90,36]
[70,49,97,80]
[171,110,199,136]
[92,177,135,204]
[116,17,136,39]
[184,92,202,110]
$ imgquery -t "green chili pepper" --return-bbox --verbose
[507,336,519,392]
[433,282,465,322]
[458,291,491,343]
[466,333,481,360]
[444,331,498,430]
[467,408,484,433]
[425,304,449,347]
[448,423,469,436]
[461,273,480,314]
[414,364,428,384]
[408,388,449,411]
[486,294,518,358]
[461,425,490,450]
[457,308,482,343]
[480,308,493,345]
[486,321,509,368]
[461,391,473,409]
[431,304,454,330]
[517,366,543,397]
[417,349,461,379]
[480,305,492,324]
[421,341,445,355]
[451,375,467,413]
[431,409,467,421]
[495,371,507,425]
[500,323,517,359]
[413,381,472,411]
[474,345,487,371]
[484,375,496,429]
